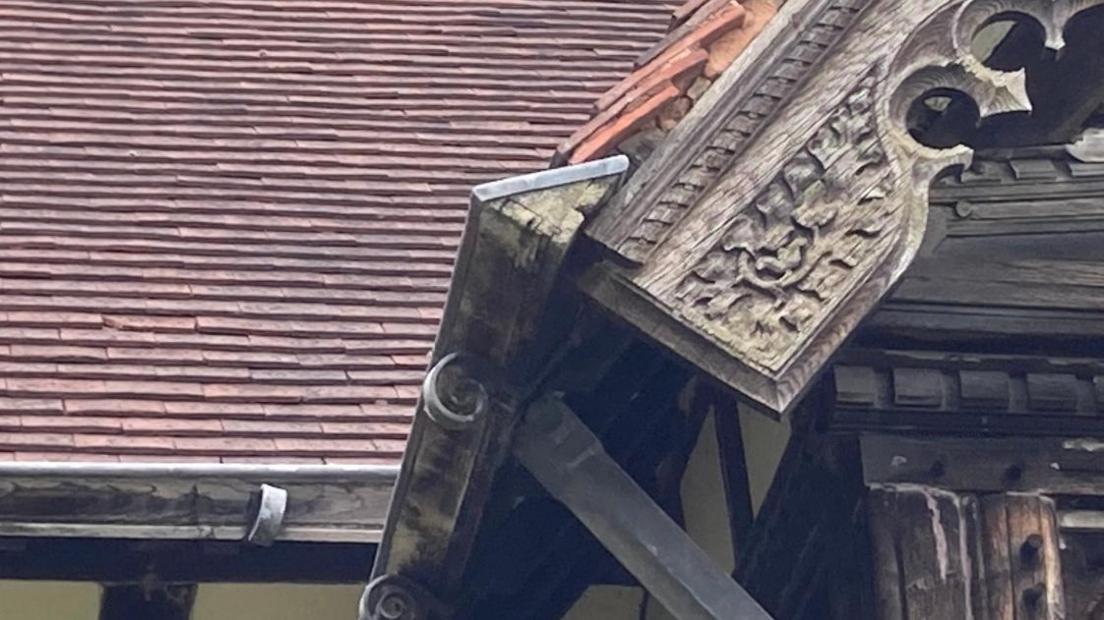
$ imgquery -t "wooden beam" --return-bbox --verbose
[0,539,374,583]
[514,396,773,620]
[368,157,629,612]
[712,391,755,556]
[861,434,1104,495]
[733,387,867,619]
[868,486,1065,619]
[828,349,1104,435]
[0,464,394,543]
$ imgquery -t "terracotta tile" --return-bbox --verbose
[21,416,124,433]
[64,399,167,416]
[121,418,224,435]
[14,451,119,462]
[164,402,266,418]
[116,454,222,463]
[0,397,64,415]
[173,437,278,454]
[593,46,709,114]
[637,2,747,79]
[0,432,76,449]
[671,0,718,27]
[704,0,777,78]
[0,0,678,463]
[569,83,682,164]
[74,434,175,453]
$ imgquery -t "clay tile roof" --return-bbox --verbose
[554,0,777,166]
[0,0,678,464]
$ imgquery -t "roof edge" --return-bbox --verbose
[0,461,397,543]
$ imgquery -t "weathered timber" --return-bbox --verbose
[861,434,1104,495]
[514,396,772,620]
[367,157,629,614]
[867,147,1104,346]
[867,486,973,618]
[459,337,697,619]
[0,538,374,583]
[828,349,1104,434]
[733,386,868,619]
[0,463,394,543]
[577,0,1104,415]
[867,486,1065,619]
[712,385,755,556]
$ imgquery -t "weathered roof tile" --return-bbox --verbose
[556,0,776,166]
[0,0,677,463]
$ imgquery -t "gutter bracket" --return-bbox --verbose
[245,483,288,547]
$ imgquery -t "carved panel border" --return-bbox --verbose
[582,0,1104,414]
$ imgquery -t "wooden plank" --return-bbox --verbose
[866,487,1065,620]
[733,388,867,618]
[370,157,630,602]
[867,486,973,619]
[0,473,391,543]
[0,538,375,583]
[711,386,755,556]
[861,434,1104,495]
[978,495,1015,618]
[977,495,1065,620]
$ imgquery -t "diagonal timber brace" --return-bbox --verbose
[513,396,774,620]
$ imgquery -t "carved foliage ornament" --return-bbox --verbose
[585,0,1104,414]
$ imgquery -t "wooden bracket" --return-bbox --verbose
[579,0,1104,416]
[365,157,629,616]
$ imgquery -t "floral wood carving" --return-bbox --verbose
[581,0,1104,414]
[603,0,875,264]
[673,71,897,370]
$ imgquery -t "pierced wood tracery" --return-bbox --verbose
[583,0,1104,415]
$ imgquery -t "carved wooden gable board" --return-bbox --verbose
[581,0,1104,414]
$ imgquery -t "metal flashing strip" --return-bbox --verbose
[470,155,628,205]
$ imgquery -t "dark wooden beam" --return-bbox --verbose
[867,487,1064,619]
[0,538,375,583]
[861,434,1104,495]
[514,396,772,620]
[368,157,630,615]
[0,464,394,544]
[733,385,867,620]
[711,387,755,558]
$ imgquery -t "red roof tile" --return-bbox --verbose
[0,0,678,464]
[556,0,776,166]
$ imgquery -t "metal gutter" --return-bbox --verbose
[0,461,401,544]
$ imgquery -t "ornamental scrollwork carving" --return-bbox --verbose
[583,0,1104,414]
[608,0,875,263]
[673,71,897,367]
